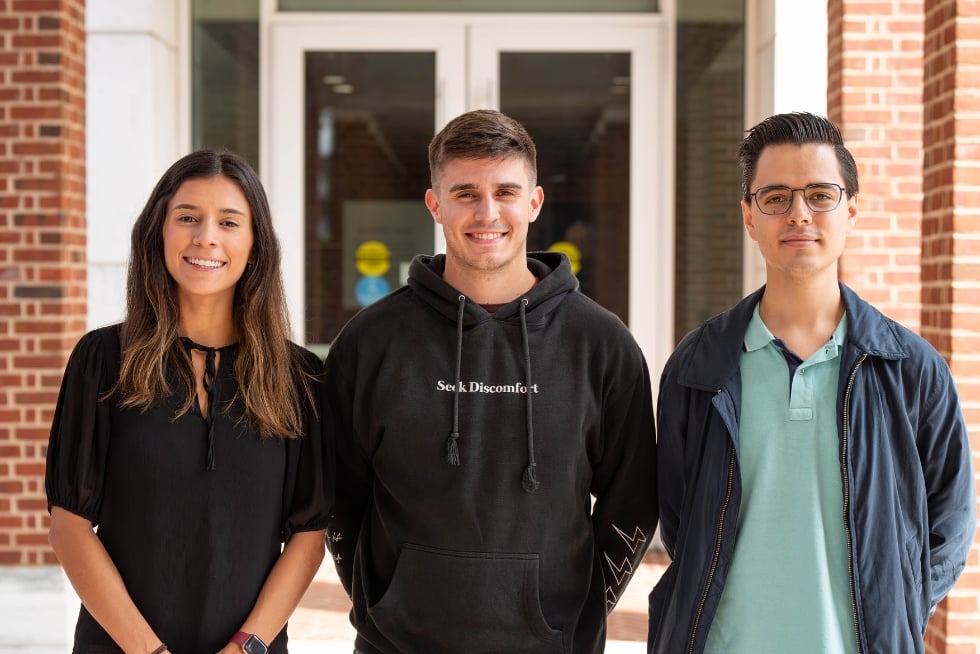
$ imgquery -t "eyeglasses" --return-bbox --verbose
[748,183,847,215]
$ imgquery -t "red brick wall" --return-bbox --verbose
[0,0,86,564]
[829,0,925,330]
[922,1,980,651]
[831,0,980,651]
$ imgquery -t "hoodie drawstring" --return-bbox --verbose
[444,295,539,494]
[181,337,218,471]
[446,294,465,466]
[519,298,539,493]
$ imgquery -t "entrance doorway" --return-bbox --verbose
[266,15,670,368]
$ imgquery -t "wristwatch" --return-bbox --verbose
[229,631,268,654]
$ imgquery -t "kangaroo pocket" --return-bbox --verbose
[368,543,564,654]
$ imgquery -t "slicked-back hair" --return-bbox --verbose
[738,112,859,201]
[115,148,314,438]
[428,109,538,190]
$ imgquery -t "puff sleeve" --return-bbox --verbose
[45,327,120,525]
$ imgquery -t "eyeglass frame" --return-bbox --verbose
[746,183,849,216]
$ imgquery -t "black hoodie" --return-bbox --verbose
[324,252,657,654]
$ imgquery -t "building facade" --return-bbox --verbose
[1,0,978,651]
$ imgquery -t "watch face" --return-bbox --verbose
[243,636,268,654]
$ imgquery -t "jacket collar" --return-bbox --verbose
[677,282,909,391]
[838,283,908,359]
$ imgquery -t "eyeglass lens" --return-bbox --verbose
[754,184,843,215]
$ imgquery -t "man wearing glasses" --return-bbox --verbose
[648,112,975,654]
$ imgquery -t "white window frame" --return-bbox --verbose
[261,5,674,373]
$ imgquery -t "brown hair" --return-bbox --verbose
[428,109,538,190]
[114,148,313,438]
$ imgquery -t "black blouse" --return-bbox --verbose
[45,325,329,653]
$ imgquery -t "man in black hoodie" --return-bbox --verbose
[324,109,657,654]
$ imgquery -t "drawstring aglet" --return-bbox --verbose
[522,462,539,493]
[446,432,460,465]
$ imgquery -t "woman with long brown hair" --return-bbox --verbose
[45,149,330,654]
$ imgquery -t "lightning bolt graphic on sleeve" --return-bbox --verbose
[604,552,634,586]
[612,523,648,554]
[605,587,619,612]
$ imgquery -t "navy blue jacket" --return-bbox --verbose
[649,284,975,654]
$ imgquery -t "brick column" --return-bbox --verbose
[831,0,980,651]
[922,1,980,652]
[828,0,925,330]
[0,0,86,564]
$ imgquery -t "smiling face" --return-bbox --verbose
[425,155,543,296]
[742,143,857,286]
[162,175,254,310]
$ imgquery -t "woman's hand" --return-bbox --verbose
[230,529,327,649]
[49,507,164,654]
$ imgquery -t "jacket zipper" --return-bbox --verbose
[842,353,867,654]
[687,441,737,654]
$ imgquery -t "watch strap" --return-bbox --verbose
[229,631,251,647]
[229,631,269,654]
[231,631,268,651]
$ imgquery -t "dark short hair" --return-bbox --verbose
[738,112,859,200]
[428,109,537,189]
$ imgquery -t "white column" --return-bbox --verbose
[773,0,828,116]
[742,0,828,293]
[86,0,187,329]
[75,0,185,632]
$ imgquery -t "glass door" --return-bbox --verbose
[267,20,464,350]
[469,22,667,365]
[266,15,670,370]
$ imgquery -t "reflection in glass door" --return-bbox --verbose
[500,53,631,322]
[304,50,632,341]
[266,22,465,348]
[304,52,436,343]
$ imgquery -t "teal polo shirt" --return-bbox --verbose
[704,304,856,654]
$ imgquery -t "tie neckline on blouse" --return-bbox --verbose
[179,337,222,471]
